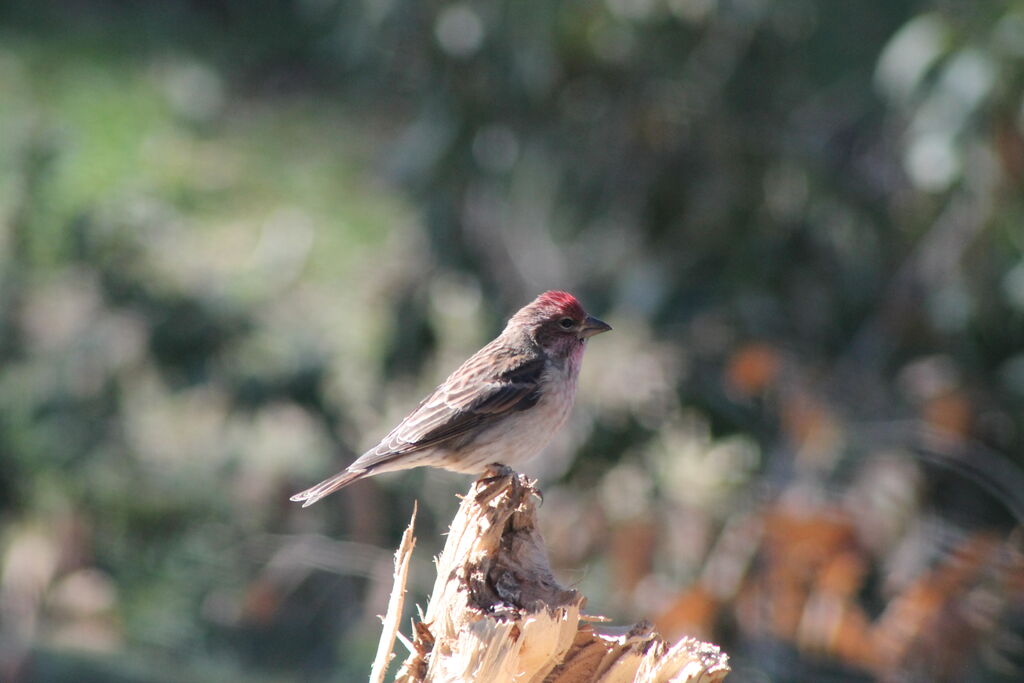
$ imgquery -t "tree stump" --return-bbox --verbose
[374,469,730,682]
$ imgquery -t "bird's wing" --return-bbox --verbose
[349,343,546,471]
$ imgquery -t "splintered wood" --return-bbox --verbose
[370,503,417,683]
[381,470,730,683]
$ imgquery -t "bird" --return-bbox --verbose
[290,290,611,507]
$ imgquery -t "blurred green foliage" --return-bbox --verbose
[2,1,1024,681]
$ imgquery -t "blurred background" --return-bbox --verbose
[2,0,1024,681]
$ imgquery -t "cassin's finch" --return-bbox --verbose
[291,291,610,506]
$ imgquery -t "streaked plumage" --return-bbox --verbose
[290,290,610,506]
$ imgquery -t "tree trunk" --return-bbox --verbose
[375,469,730,682]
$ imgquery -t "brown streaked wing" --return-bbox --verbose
[347,344,546,472]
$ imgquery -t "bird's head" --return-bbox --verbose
[511,290,612,358]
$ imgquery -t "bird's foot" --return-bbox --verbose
[474,463,517,504]
[481,462,514,480]
[474,463,544,505]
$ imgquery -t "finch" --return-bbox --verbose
[290,290,611,507]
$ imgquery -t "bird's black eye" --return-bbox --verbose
[559,317,575,329]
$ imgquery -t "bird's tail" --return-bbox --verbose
[289,469,368,507]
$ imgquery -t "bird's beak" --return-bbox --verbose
[580,315,612,338]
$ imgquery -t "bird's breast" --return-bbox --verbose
[454,363,574,469]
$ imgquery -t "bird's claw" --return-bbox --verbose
[475,463,516,504]
[481,463,514,480]
[473,464,545,506]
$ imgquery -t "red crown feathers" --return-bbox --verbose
[534,290,586,319]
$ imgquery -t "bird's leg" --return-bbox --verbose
[474,463,516,504]
[474,463,545,506]
[481,463,514,480]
